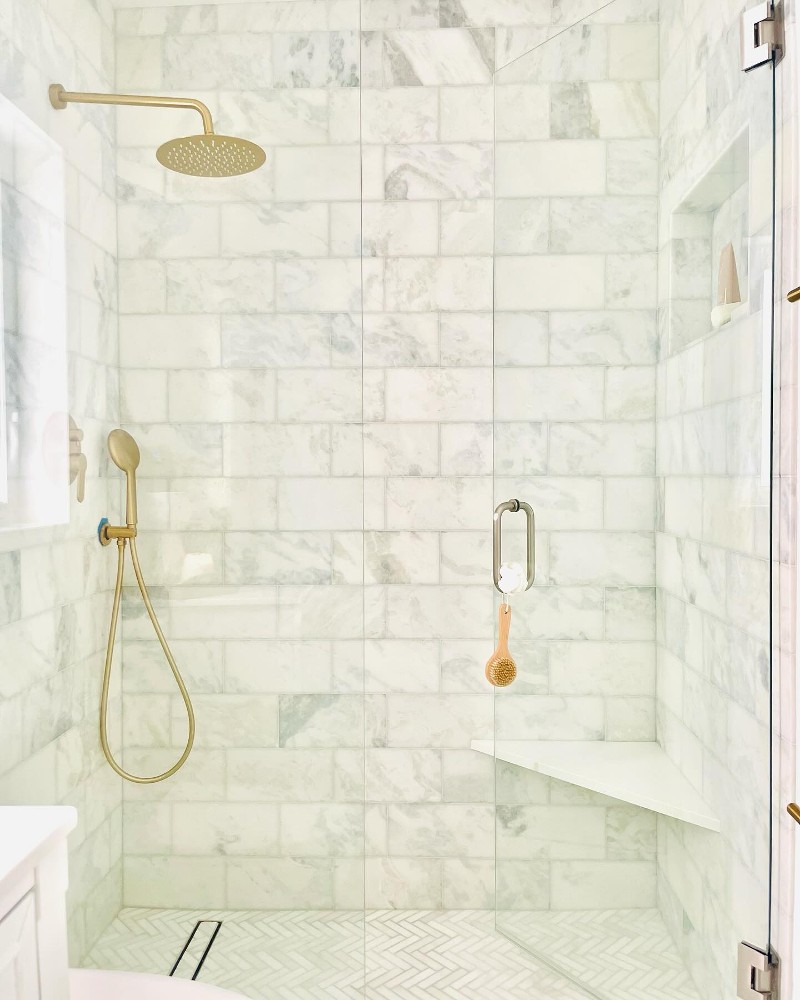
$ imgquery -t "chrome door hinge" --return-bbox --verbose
[741,1,783,71]
[738,943,778,1000]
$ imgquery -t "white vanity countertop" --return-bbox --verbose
[0,806,77,886]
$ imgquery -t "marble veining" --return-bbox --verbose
[273,31,360,88]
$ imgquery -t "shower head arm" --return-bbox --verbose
[49,84,214,135]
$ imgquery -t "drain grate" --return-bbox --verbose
[170,920,222,981]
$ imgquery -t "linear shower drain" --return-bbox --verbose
[170,920,222,980]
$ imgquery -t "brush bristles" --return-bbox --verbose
[485,656,517,688]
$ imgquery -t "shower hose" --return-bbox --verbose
[100,535,196,784]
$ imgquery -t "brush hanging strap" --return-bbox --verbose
[498,601,511,653]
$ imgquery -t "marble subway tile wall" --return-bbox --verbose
[656,0,775,995]
[362,1,496,901]
[115,0,662,913]
[115,0,367,910]
[494,760,657,913]
[490,0,659,912]
[0,0,122,962]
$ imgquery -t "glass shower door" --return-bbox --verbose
[491,2,776,998]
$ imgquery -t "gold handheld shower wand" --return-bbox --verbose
[48,83,266,178]
[99,429,195,784]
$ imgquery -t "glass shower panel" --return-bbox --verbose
[492,2,775,999]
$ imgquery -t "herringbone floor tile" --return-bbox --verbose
[502,910,701,1000]
[84,906,699,1000]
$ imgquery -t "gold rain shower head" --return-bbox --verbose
[48,84,266,177]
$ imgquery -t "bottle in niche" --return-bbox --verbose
[710,242,742,329]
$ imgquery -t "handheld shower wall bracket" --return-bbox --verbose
[98,522,136,545]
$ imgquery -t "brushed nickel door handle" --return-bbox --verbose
[787,802,800,824]
[787,287,800,302]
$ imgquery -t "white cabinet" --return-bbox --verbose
[0,807,77,1000]
[0,892,40,1000]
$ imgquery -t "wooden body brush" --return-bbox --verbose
[486,603,516,687]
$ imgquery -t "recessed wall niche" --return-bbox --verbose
[666,132,750,355]
[0,94,68,530]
